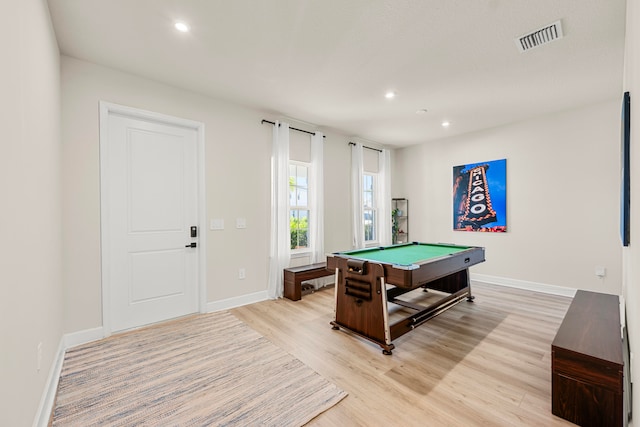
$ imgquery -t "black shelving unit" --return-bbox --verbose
[392,198,408,244]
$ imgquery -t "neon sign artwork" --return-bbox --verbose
[453,159,506,232]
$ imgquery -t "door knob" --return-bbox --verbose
[185,242,197,248]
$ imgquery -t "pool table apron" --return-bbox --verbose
[327,246,485,354]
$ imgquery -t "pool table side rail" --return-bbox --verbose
[396,246,485,289]
[328,246,485,289]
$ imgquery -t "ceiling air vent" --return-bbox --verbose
[516,20,563,53]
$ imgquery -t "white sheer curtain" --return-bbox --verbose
[309,132,324,263]
[351,143,364,248]
[377,148,392,246]
[268,121,290,299]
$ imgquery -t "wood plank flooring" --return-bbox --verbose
[232,282,576,426]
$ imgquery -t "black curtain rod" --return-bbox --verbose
[261,120,325,138]
[348,141,382,153]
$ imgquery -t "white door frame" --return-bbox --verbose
[99,101,207,335]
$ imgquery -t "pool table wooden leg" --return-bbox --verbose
[466,274,475,302]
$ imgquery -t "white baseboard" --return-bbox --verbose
[32,339,65,427]
[33,327,106,427]
[471,273,577,298]
[64,326,105,349]
[207,290,269,313]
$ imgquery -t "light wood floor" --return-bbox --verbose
[232,282,577,426]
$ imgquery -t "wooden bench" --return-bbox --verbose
[551,290,625,426]
[283,262,334,301]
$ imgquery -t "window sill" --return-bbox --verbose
[291,250,312,258]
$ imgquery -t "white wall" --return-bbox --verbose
[61,56,353,333]
[395,101,622,294]
[0,0,63,425]
[324,137,356,253]
[622,0,639,423]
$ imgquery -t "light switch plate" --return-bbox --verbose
[210,218,224,230]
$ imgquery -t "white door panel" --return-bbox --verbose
[129,249,186,302]
[128,128,184,232]
[104,110,199,332]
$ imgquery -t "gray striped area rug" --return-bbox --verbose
[51,311,347,426]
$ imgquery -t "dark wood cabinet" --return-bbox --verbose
[551,290,624,426]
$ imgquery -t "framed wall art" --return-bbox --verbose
[453,158,507,232]
[621,91,630,247]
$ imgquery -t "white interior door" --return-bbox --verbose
[101,105,202,332]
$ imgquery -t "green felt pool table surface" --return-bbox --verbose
[336,243,472,266]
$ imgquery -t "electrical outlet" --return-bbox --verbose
[239,268,246,279]
[595,266,606,278]
[37,342,42,371]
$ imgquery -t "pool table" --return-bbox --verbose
[327,242,485,354]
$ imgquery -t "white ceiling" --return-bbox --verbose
[47,0,626,147]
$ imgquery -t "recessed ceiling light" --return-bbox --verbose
[441,121,451,127]
[385,91,396,99]
[174,22,190,32]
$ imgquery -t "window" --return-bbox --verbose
[363,174,376,243]
[289,162,309,250]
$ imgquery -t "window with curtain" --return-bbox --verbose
[288,130,324,263]
[270,123,324,298]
